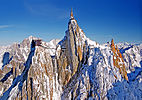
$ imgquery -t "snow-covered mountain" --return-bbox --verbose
[0,10,142,100]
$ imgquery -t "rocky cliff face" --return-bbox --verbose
[0,10,142,100]
[111,39,128,81]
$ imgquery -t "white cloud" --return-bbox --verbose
[0,25,12,29]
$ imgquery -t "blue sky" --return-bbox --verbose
[0,0,141,45]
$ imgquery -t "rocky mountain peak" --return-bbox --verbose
[70,8,74,19]
[0,10,141,100]
[111,39,128,81]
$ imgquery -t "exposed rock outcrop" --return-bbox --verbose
[111,39,128,81]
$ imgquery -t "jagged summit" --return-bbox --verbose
[70,8,74,19]
[67,9,87,46]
